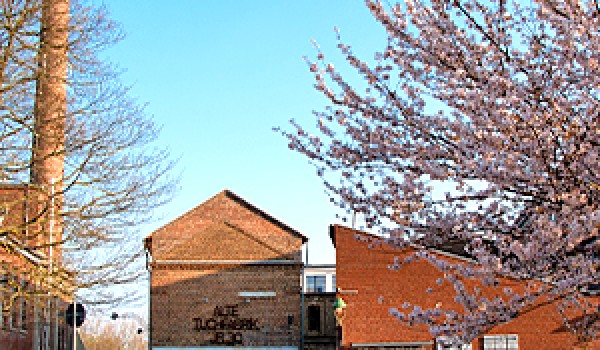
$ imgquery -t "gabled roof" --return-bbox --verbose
[329,224,475,263]
[218,189,308,242]
[160,220,286,261]
[144,189,308,254]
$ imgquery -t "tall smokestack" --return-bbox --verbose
[32,0,69,187]
[31,0,69,263]
[31,2,70,349]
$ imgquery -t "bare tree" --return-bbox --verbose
[283,0,599,344]
[0,0,176,308]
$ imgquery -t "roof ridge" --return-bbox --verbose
[145,189,229,240]
[221,190,308,242]
[146,189,308,243]
[330,224,476,263]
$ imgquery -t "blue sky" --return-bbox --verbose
[101,0,388,265]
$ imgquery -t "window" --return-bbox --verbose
[58,325,65,349]
[20,297,26,330]
[331,274,336,292]
[583,282,600,296]
[0,276,29,331]
[1,299,6,330]
[437,336,472,350]
[10,285,18,329]
[306,275,326,293]
[483,335,518,350]
[307,305,321,332]
[20,279,27,331]
[0,291,3,329]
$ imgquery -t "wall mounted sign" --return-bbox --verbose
[193,304,259,345]
[238,291,276,297]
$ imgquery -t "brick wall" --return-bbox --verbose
[151,263,302,347]
[149,190,305,262]
[0,184,72,350]
[147,190,306,348]
[0,185,33,350]
[333,225,600,350]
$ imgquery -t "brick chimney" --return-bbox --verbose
[30,0,70,258]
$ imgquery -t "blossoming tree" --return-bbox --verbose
[283,0,599,344]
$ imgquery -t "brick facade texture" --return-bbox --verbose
[0,185,72,350]
[147,190,306,348]
[0,185,36,350]
[151,263,302,347]
[148,190,305,262]
[332,225,600,350]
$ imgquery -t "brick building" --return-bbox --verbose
[331,225,600,350]
[1,1,73,348]
[145,190,309,349]
[0,184,75,350]
[303,265,337,350]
